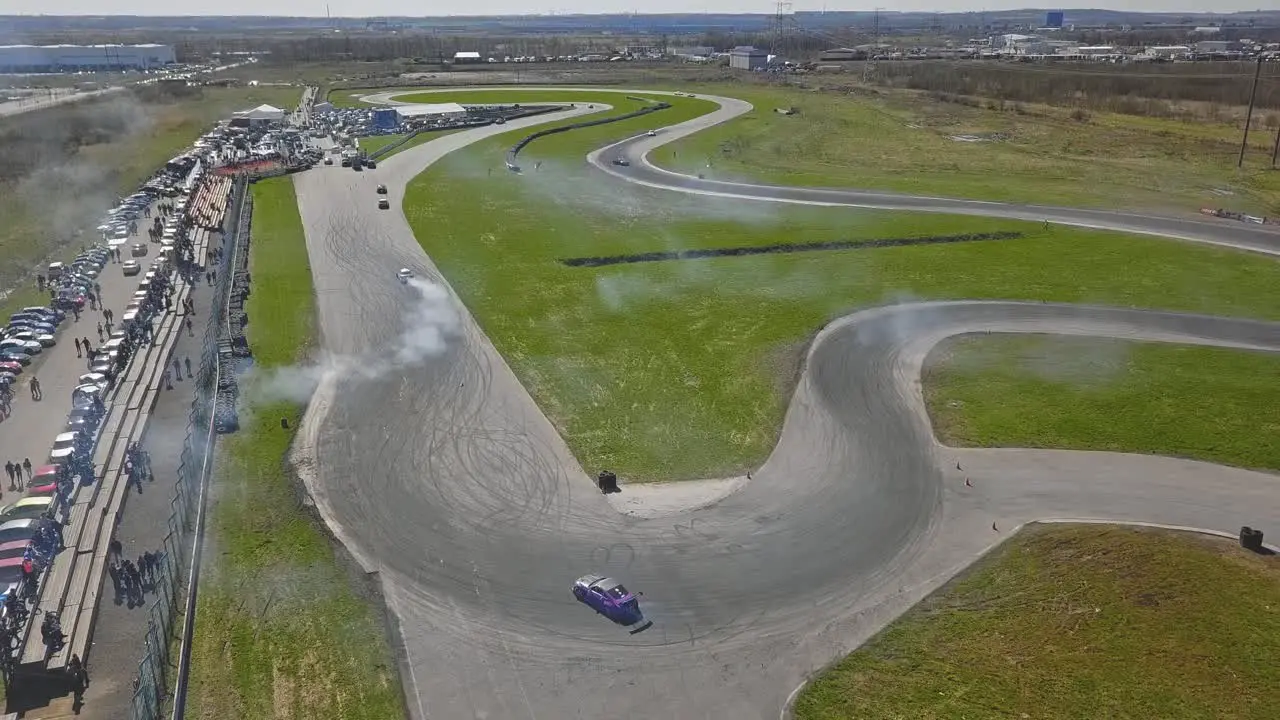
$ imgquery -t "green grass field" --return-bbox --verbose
[187,177,404,720]
[399,89,1280,481]
[650,83,1280,216]
[0,85,302,323]
[924,334,1280,472]
[794,524,1280,720]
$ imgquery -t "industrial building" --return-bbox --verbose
[729,46,768,71]
[0,44,175,72]
[394,103,468,122]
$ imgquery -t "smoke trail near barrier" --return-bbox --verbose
[560,231,1026,268]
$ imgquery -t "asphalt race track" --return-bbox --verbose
[288,89,1280,720]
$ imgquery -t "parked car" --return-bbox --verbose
[6,320,55,335]
[6,331,55,347]
[78,372,110,391]
[0,350,32,366]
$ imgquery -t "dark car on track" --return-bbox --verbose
[376,184,388,194]
[572,574,649,629]
[612,157,630,167]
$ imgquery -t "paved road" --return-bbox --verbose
[0,240,152,493]
[285,91,1280,720]
[0,87,124,119]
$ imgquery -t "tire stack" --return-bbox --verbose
[1240,526,1265,553]
[213,188,255,435]
[213,341,240,434]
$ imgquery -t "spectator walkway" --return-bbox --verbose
[3,175,235,718]
[65,228,226,720]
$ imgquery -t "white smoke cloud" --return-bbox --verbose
[248,277,460,406]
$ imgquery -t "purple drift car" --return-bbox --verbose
[572,574,648,628]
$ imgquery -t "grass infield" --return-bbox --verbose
[924,334,1280,472]
[794,524,1280,720]
[186,177,404,720]
[400,90,1280,481]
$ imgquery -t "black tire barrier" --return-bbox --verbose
[505,97,671,169]
[597,470,619,494]
[1240,526,1264,551]
[213,407,239,435]
[561,231,1027,268]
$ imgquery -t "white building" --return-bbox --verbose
[990,33,1041,50]
[394,103,467,122]
[1145,45,1192,60]
[0,44,175,71]
[729,46,768,71]
[453,51,482,64]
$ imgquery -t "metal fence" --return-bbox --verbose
[127,175,250,720]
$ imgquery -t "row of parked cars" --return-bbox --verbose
[0,306,64,386]
[1,245,114,384]
[95,191,152,243]
[45,245,108,312]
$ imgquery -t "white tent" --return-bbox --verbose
[244,104,286,122]
[394,103,467,121]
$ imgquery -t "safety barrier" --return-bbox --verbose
[504,96,670,170]
[125,175,249,720]
[1199,207,1273,225]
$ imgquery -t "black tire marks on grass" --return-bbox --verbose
[560,231,1026,268]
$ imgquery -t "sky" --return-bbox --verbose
[1,2,1274,17]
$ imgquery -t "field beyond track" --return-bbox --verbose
[794,524,1280,720]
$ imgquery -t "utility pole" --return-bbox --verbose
[1272,120,1280,168]
[772,0,794,59]
[1238,56,1263,168]
[863,8,882,84]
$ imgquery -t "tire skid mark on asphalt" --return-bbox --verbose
[293,91,1280,720]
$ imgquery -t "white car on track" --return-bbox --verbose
[397,268,413,283]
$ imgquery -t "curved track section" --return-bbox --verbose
[285,91,1280,720]
[391,86,1280,257]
